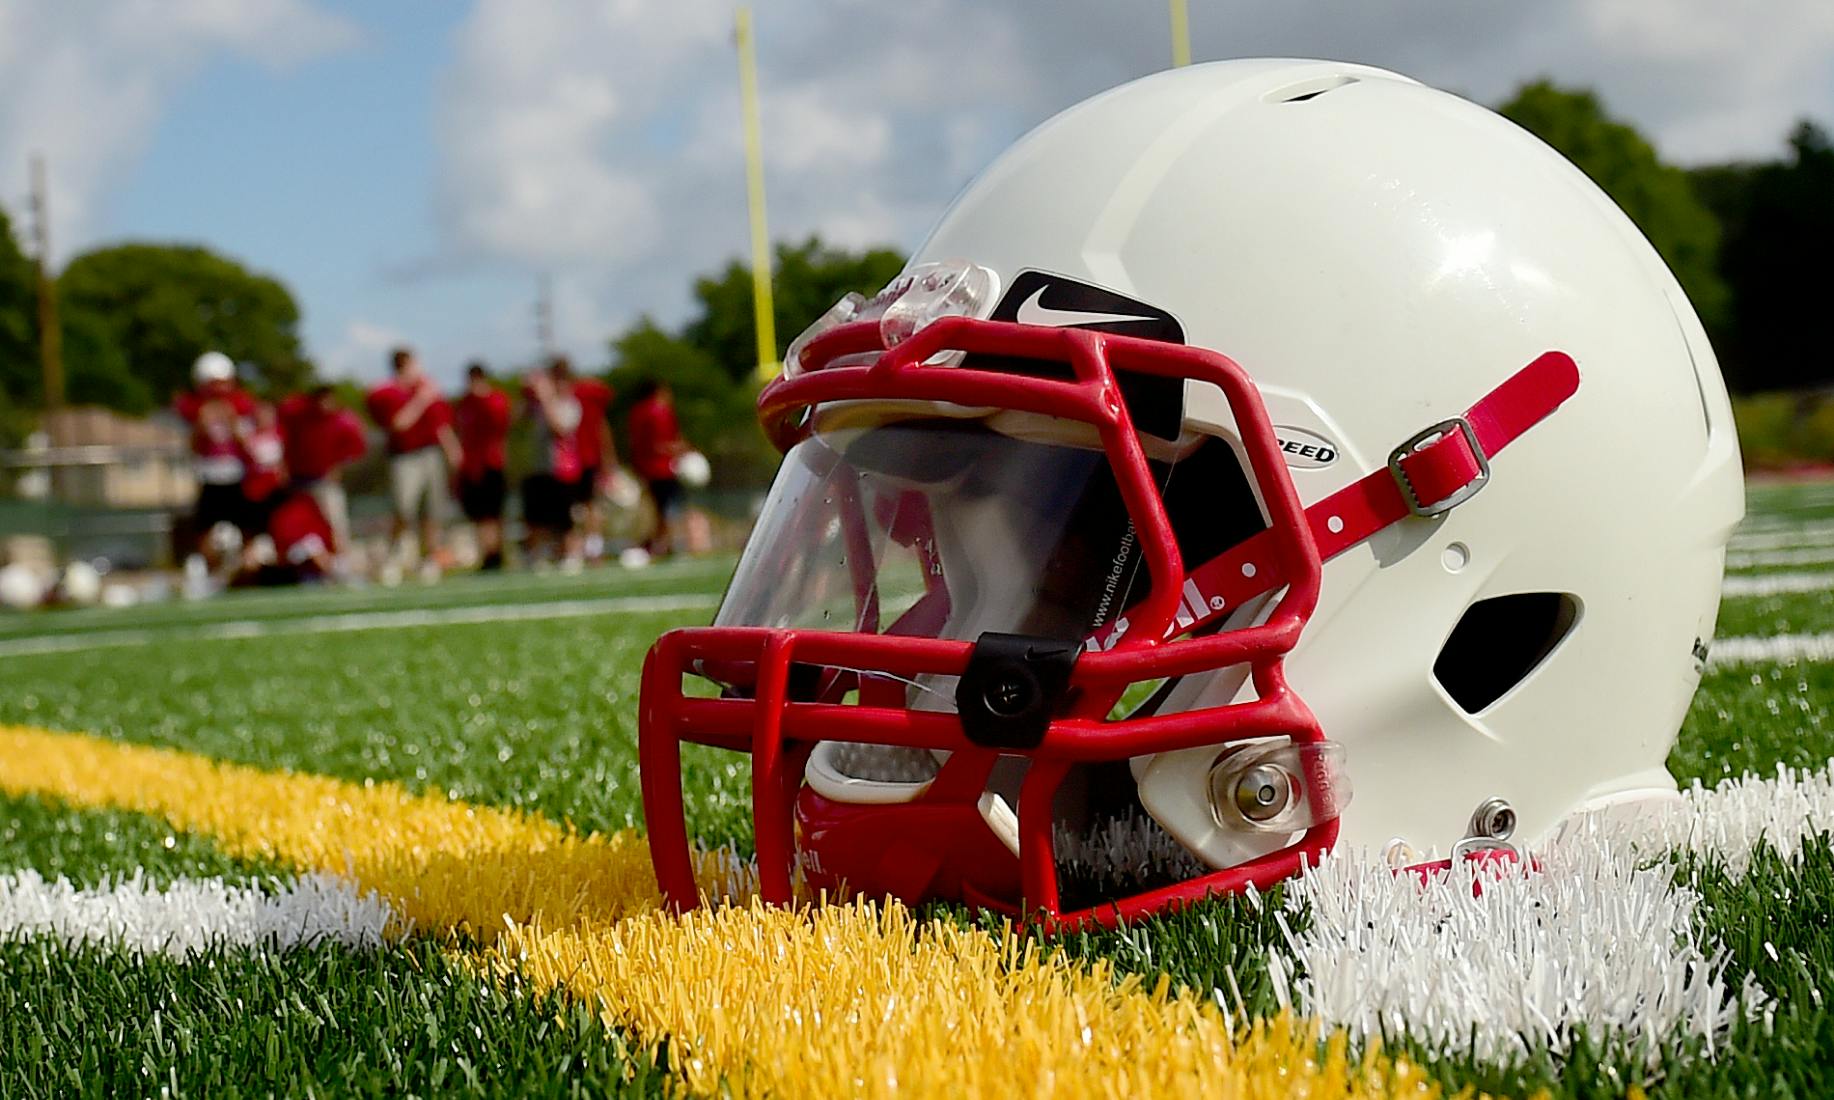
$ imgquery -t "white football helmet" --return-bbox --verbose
[192,351,235,386]
[640,59,1743,924]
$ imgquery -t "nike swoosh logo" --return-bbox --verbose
[1014,286,1160,328]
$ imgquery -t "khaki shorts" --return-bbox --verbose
[389,446,449,525]
[305,481,350,551]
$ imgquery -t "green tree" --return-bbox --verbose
[1500,81,1730,334]
[1712,122,1834,392]
[684,237,906,381]
[58,243,313,406]
[0,209,37,431]
[605,237,908,487]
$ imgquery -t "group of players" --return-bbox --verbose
[175,346,694,584]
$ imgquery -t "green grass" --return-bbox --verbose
[1718,589,1834,637]
[1675,664,1834,783]
[1666,836,1834,1097]
[0,556,735,642]
[0,609,754,848]
[0,790,282,888]
[0,939,671,1099]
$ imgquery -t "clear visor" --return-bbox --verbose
[717,410,1150,649]
[718,401,1270,667]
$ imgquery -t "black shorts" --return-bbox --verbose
[647,476,684,517]
[195,482,250,534]
[242,493,279,539]
[458,468,507,522]
[574,466,599,505]
[522,473,577,533]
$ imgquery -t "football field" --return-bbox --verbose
[5,481,1834,1097]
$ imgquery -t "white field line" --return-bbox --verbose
[0,593,719,659]
[1709,633,1834,666]
[1275,763,1834,1062]
[0,870,393,958]
[1728,547,1834,570]
[1276,845,1761,1063]
[1731,521,1834,551]
[1721,571,1834,597]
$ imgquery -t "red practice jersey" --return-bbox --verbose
[366,380,452,454]
[454,389,511,480]
[278,394,368,481]
[571,377,613,469]
[628,394,683,481]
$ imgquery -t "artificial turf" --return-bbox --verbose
[0,789,282,889]
[0,939,671,1099]
[0,479,1831,1095]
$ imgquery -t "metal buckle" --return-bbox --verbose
[1387,416,1489,517]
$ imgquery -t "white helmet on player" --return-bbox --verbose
[192,351,235,386]
[640,59,1743,924]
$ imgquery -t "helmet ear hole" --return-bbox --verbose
[1432,592,1581,714]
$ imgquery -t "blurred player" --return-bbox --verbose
[239,402,287,556]
[366,347,461,573]
[277,385,368,555]
[520,360,584,566]
[234,487,337,587]
[454,362,511,571]
[559,356,619,561]
[173,350,256,567]
[627,379,691,559]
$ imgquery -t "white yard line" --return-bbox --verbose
[1721,571,1834,597]
[0,870,393,958]
[1731,520,1834,551]
[1274,763,1834,1062]
[1275,844,1760,1062]
[1709,632,1834,665]
[0,593,719,658]
[1729,547,1834,569]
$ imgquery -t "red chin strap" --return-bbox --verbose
[637,315,1578,928]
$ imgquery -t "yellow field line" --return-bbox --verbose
[0,724,741,936]
[0,724,1445,1098]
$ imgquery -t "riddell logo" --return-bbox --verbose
[1274,426,1339,469]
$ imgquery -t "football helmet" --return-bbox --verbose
[193,351,235,386]
[639,59,1743,926]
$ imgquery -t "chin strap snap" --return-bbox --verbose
[1088,350,1580,651]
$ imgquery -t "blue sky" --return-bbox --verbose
[94,3,521,381]
[4,0,1833,387]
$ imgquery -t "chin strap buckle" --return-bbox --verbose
[1388,415,1491,517]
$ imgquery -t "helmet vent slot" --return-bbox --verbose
[1433,592,1580,714]
[1266,74,1359,104]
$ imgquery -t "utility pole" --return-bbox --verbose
[535,272,555,361]
[735,6,778,379]
[29,155,63,410]
[1169,0,1191,68]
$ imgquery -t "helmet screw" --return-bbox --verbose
[1233,764,1291,823]
[983,672,1037,718]
[1469,797,1516,841]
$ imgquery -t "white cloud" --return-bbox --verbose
[0,0,359,260]
[429,0,1834,368]
[319,319,407,382]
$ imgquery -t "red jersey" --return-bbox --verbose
[454,389,511,479]
[523,378,583,482]
[571,378,613,468]
[628,394,683,481]
[268,491,335,563]
[240,424,286,503]
[277,394,367,481]
[175,383,257,483]
[365,380,452,454]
